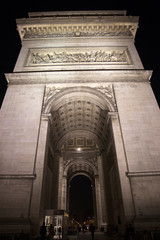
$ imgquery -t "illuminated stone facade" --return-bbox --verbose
[0,11,160,237]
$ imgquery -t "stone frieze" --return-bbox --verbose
[26,47,130,66]
[21,24,137,39]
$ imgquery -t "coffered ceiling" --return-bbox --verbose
[50,99,110,150]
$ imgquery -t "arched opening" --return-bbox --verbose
[43,86,124,232]
[69,175,94,224]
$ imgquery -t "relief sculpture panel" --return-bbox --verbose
[25,47,131,68]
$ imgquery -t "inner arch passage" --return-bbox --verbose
[69,175,94,223]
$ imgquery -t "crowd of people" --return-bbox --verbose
[40,222,62,240]
[12,222,160,240]
[39,221,136,240]
[39,222,95,240]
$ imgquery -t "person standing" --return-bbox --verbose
[40,222,46,240]
[58,226,62,239]
[89,224,95,240]
[49,224,55,240]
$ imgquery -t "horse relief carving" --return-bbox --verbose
[27,49,128,65]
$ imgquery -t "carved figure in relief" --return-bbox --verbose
[44,86,61,105]
[43,85,117,113]
[30,50,127,65]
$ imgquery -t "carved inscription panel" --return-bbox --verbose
[25,47,131,69]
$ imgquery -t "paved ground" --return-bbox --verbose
[77,232,118,240]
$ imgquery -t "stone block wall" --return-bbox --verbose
[0,84,44,228]
[114,81,160,225]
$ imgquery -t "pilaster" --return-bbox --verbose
[94,176,103,229]
[61,176,67,210]
[57,156,64,210]
[109,112,135,224]
[97,155,107,228]
[29,115,50,235]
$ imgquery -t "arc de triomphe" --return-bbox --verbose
[0,11,160,236]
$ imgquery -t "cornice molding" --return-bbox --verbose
[19,24,137,40]
[28,10,127,18]
[126,171,160,177]
[0,174,36,179]
[5,70,152,85]
[16,14,139,40]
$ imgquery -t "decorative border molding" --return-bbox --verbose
[126,171,160,177]
[18,24,137,40]
[28,10,127,18]
[0,174,36,179]
[5,70,152,85]
[16,13,139,40]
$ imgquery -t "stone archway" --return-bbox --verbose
[43,86,116,150]
[64,150,99,227]
[42,85,126,231]
[53,135,105,229]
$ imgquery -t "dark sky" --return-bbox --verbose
[0,3,160,107]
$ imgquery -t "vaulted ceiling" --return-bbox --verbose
[49,99,110,150]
